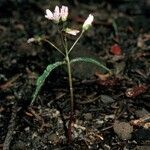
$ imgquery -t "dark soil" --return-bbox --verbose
[0,0,150,150]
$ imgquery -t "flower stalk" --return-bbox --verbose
[43,39,65,56]
[68,30,84,54]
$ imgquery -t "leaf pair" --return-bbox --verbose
[31,57,111,105]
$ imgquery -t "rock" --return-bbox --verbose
[100,95,114,104]
[133,129,150,142]
[135,146,150,150]
[94,119,104,128]
[135,108,149,118]
[48,133,60,145]
[12,140,27,150]
[104,114,115,121]
[83,113,92,120]
[113,120,133,140]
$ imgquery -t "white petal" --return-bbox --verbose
[60,6,68,21]
[65,28,80,35]
[54,6,60,14]
[45,9,53,20]
[53,6,60,23]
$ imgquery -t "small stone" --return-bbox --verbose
[94,119,104,128]
[24,127,30,132]
[100,95,114,104]
[104,144,111,150]
[48,133,60,145]
[83,113,92,120]
[12,140,27,150]
[104,114,115,121]
[113,120,133,140]
[135,146,150,150]
[135,108,149,118]
[133,128,150,142]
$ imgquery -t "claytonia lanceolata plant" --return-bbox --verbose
[29,5,111,142]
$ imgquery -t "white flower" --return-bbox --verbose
[45,9,54,20]
[82,14,94,31]
[53,6,61,23]
[45,6,61,23]
[64,28,80,36]
[60,6,68,21]
[45,6,68,23]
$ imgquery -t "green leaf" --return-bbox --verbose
[31,61,65,105]
[70,57,111,73]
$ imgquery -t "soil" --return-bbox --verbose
[0,0,150,150]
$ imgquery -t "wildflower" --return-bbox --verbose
[64,28,80,36]
[45,6,68,23]
[45,9,54,20]
[53,6,61,23]
[60,6,68,21]
[82,14,94,31]
[45,6,60,23]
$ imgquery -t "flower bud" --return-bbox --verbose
[82,14,94,31]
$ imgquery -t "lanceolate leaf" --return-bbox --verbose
[70,57,111,73]
[31,61,65,105]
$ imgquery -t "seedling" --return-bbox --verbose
[29,5,111,142]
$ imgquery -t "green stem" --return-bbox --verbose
[58,28,66,52]
[43,39,65,56]
[68,30,84,54]
[65,54,74,115]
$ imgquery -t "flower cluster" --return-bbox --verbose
[45,5,68,23]
[45,5,94,36]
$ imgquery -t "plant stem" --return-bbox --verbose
[65,54,74,115]
[63,27,75,143]
[68,30,84,54]
[43,39,65,56]
[65,53,74,143]
[61,25,74,114]
[58,28,66,52]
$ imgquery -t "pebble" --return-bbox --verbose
[104,114,115,121]
[100,95,114,104]
[135,108,149,118]
[48,133,60,145]
[113,120,133,140]
[135,146,150,150]
[83,113,92,120]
